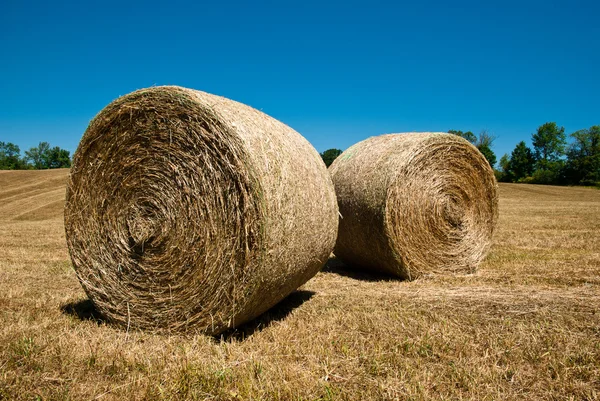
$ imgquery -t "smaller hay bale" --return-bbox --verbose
[64,86,338,335]
[329,133,498,279]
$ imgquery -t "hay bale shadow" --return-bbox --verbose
[322,257,398,282]
[61,290,315,339]
[60,299,105,325]
[218,290,315,341]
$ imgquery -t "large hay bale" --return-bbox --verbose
[329,133,498,279]
[64,86,338,335]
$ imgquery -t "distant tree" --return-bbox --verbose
[499,153,511,173]
[0,142,26,169]
[449,129,497,167]
[478,144,497,168]
[320,148,343,167]
[448,130,476,144]
[1,141,70,170]
[475,130,497,168]
[497,153,512,182]
[527,123,567,184]
[25,142,51,169]
[564,126,600,185]
[476,130,495,148]
[532,122,566,167]
[508,141,535,181]
[46,146,71,168]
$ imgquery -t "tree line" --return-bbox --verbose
[0,141,71,170]
[319,123,599,187]
[497,123,599,186]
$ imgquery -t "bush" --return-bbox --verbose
[493,169,508,182]
[520,168,561,185]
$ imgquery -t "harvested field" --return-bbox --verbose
[0,169,599,400]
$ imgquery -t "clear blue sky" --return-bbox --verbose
[1,0,599,164]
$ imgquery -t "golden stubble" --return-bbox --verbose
[0,170,598,400]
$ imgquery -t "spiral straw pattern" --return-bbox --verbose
[329,133,498,279]
[65,86,338,334]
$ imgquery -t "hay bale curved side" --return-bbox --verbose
[64,86,338,335]
[329,133,498,279]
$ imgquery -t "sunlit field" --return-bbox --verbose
[1,169,598,400]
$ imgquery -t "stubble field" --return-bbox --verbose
[0,169,598,400]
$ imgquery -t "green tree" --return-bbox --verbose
[497,153,512,182]
[499,153,511,173]
[320,148,343,167]
[532,122,566,167]
[448,130,476,144]
[564,126,600,185]
[508,141,535,181]
[0,142,25,169]
[25,142,51,169]
[46,146,71,168]
[478,144,496,168]
[529,123,566,184]
[476,130,497,168]
[449,129,497,167]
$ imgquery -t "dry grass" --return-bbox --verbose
[1,170,599,400]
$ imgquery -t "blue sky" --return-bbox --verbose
[1,0,599,164]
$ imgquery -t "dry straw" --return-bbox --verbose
[329,133,498,279]
[64,86,338,335]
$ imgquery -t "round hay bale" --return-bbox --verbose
[329,133,498,279]
[64,86,338,335]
